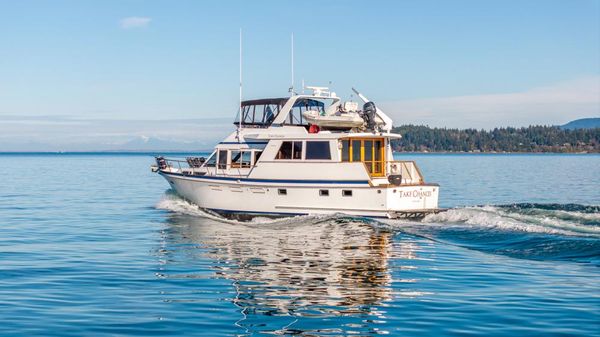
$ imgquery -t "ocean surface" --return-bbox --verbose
[1,153,599,336]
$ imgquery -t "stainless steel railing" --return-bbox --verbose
[386,161,424,184]
[154,156,251,178]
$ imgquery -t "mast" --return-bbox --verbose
[238,28,243,136]
[290,33,294,95]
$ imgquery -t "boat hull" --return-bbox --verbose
[159,171,440,219]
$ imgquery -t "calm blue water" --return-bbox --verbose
[0,153,599,336]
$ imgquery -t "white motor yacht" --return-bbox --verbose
[152,86,441,219]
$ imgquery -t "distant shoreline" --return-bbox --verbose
[391,124,599,154]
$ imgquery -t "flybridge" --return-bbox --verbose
[234,86,394,133]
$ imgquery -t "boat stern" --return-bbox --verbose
[385,184,440,218]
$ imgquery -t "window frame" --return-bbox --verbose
[340,137,386,177]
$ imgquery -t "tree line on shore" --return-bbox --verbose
[390,125,600,153]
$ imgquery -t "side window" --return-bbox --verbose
[231,151,252,168]
[276,141,303,160]
[341,140,350,161]
[306,141,331,160]
[241,151,251,168]
[218,150,227,169]
[352,140,361,161]
[293,142,302,159]
[277,141,292,159]
[230,151,241,168]
[254,151,263,164]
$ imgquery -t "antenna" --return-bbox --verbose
[290,33,294,95]
[238,28,243,134]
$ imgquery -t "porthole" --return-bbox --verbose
[319,189,329,196]
[278,189,287,195]
[342,190,353,197]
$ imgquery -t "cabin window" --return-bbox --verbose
[293,142,302,159]
[242,151,252,167]
[277,142,292,159]
[278,189,287,195]
[342,190,353,197]
[218,150,228,169]
[364,140,373,161]
[352,140,361,162]
[305,141,331,160]
[253,151,263,165]
[231,151,240,167]
[276,141,302,160]
[231,151,251,168]
[204,152,217,167]
[319,189,329,196]
[340,138,386,177]
[373,139,383,174]
[341,140,350,161]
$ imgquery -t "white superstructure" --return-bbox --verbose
[152,87,440,219]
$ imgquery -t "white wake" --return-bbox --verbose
[422,206,600,237]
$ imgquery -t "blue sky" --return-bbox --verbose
[0,0,598,150]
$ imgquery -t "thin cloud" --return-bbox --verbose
[0,116,232,151]
[119,16,152,29]
[379,76,600,129]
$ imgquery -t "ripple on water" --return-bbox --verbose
[153,194,600,336]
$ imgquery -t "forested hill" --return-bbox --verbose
[561,118,600,130]
[390,125,600,153]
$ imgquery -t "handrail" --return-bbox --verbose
[156,156,425,185]
[157,156,252,178]
[386,160,423,184]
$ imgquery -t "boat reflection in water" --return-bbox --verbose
[158,213,424,335]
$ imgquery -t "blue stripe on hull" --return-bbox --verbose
[218,141,269,145]
[206,207,389,219]
[160,171,369,185]
[208,208,307,217]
